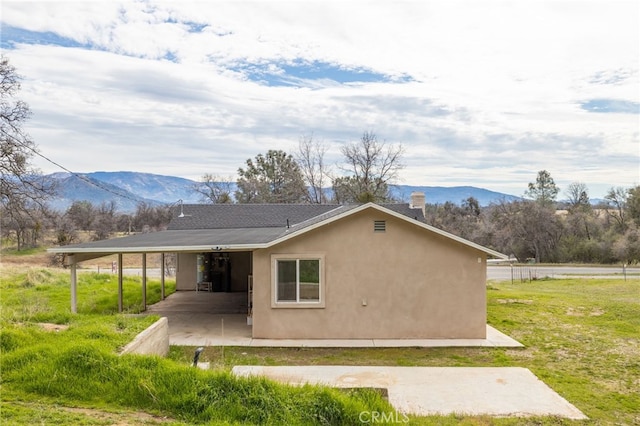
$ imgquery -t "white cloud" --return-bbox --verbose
[2,0,638,198]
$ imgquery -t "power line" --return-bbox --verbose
[3,131,142,203]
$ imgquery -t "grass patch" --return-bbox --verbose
[170,278,640,425]
[2,264,638,424]
[0,266,176,321]
[0,267,394,425]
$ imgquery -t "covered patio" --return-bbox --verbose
[146,291,252,346]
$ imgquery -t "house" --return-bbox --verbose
[50,192,507,339]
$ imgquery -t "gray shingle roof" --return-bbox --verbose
[49,202,507,259]
[169,203,424,230]
[380,203,425,220]
[169,204,350,230]
[52,228,287,252]
[50,203,428,254]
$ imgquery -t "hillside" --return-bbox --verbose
[390,185,519,206]
[47,172,200,212]
[46,171,520,212]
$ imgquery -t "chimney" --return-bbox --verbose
[410,191,426,218]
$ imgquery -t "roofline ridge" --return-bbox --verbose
[288,205,349,228]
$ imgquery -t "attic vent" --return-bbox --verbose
[373,220,386,232]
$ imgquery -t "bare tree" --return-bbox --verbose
[192,173,234,204]
[564,182,594,242]
[424,198,483,241]
[565,182,590,211]
[1,198,41,250]
[1,56,55,249]
[54,213,79,246]
[604,186,628,230]
[612,227,640,265]
[0,55,54,210]
[132,202,172,232]
[93,201,117,240]
[489,199,564,263]
[66,200,96,231]
[296,135,330,204]
[335,131,404,203]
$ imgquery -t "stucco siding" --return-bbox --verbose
[252,208,487,339]
[176,252,198,291]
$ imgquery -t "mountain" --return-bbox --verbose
[87,171,200,204]
[390,185,520,206]
[45,171,520,212]
[47,173,164,212]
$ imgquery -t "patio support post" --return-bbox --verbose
[160,253,165,300]
[118,253,123,313]
[142,253,147,311]
[70,255,77,313]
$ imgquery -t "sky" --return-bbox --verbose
[1,1,639,199]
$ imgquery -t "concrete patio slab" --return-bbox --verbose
[247,325,522,347]
[147,292,523,347]
[232,365,587,420]
[160,313,522,348]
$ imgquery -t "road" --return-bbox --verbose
[80,265,639,282]
[487,265,640,281]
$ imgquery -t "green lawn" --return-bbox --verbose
[0,266,392,425]
[1,265,638,425]
[171,278,640,425]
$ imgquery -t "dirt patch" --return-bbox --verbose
[566,307,606,316]
[6,400,175,425]
[505,348,535,359]
[38,323,69,332]
[78,253,165,269]
[497,299,533,304]
[1,252,52,267]
[1,250,164,269]
[566,307,585,316]
[63,406,174,425]
[605,338,639,357]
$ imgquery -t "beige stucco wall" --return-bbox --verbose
[176,252,198,290]
[252,208,487,339]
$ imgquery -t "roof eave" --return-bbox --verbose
[47,243,268,255]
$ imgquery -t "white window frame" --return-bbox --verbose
[271,254,325,308]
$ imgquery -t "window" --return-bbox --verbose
[273,255,324,307]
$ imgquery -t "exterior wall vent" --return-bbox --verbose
[374,220,386,232]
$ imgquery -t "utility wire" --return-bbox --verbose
[3,131,142,203]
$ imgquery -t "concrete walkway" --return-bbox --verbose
[232,365,587,420]
[146,292,522,347]
[147,292,587,420]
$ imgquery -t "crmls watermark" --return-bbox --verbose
[359,411,410,424]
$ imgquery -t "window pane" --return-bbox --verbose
[299,259,320,301]
[277,260,297,301]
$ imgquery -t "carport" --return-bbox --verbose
[47,228,267,315]
[60,251,171,313]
